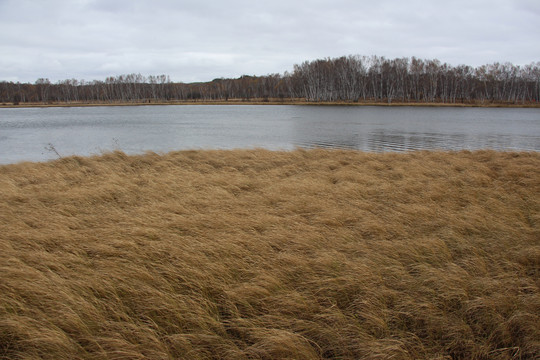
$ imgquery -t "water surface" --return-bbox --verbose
[0,105,539,164]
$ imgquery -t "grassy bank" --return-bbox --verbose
[2,98,540,108]
[1,149,539,359]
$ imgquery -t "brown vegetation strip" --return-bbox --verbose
[1,149,539,359]
[2,98,540,108]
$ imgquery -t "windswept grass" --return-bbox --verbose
[1,149,539,359]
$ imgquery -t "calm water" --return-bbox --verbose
[1,105,539,164]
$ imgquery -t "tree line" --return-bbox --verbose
[1,55,539,104]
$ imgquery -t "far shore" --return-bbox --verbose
[2,98,540,108]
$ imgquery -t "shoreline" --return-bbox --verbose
[2,98,540,109]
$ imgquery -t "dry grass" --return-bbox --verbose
[1,149,539,359]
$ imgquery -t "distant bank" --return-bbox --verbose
[2,98,540,108]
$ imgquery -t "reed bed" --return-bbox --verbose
[1,149,539,359]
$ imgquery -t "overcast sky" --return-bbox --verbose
[1,0,539,83]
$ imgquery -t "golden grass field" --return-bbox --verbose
[1,149,539,359]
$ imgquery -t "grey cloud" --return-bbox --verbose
[0,0,538,83]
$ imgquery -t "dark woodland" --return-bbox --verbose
[2,55,539,104]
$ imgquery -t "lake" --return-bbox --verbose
[1,105,539,164]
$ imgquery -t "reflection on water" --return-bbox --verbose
[290,106,540,153]
[298,131,540,153]
[0,105,539,164]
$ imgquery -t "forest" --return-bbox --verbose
[1,55,539,105]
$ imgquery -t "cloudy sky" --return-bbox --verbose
[1,0,539,83]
